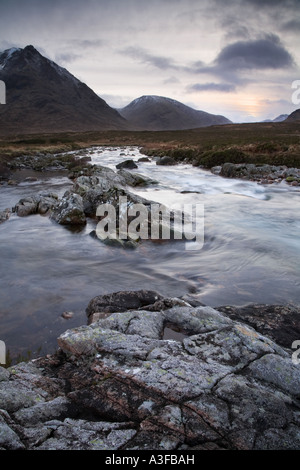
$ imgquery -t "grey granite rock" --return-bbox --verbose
[0,294,299,450]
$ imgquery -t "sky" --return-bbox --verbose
[0,0,300,122]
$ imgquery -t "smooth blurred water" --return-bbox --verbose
[0,146,299,362]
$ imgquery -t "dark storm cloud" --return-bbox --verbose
[281,19,300,32]
[186,33,296,96]
[242,0,299,7]
[193,34,295,79]
[215,35,294,71]
[213,0,300,10]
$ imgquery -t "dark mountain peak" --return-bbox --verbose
[0,45,128,135]
[286,109,300,122]
[24,44,37,53]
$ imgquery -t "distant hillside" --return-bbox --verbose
[262,114,289,123]
[0,45,128,135]
[118,95,231,131]
[285,109,300,122]
[273,114,289,122]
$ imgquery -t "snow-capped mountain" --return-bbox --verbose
[118,95,232,130]
[0,45,128,135]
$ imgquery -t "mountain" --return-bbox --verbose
[118,95,232,131]
[272,114,289,122]
[285,109,300,122]
[262,114,289,123]
[0,45,128,135]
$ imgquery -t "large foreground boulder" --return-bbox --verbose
[0,293,300,450]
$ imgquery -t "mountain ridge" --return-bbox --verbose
[118,95,232,131]
[285,108,300,122]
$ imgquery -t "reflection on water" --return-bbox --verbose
[0,146,300,362]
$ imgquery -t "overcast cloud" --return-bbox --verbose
[0,0,299,122]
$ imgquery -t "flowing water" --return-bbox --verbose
[0,146,299,362]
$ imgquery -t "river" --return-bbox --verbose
[0,146,299,362]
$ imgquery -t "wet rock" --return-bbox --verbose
[117,169,155,187]
[61,311,74,320]
[82,185,152,218]
[156,156,177,166]
[37,192,59,215]
[13,193,59,217]
[50,191,86,225]
[0,208,10,224]
[116,159,138,170]
[13,196,38,217]
[89,230,139,251]
[86,289,164,320]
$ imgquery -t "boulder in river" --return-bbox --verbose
[156,156,177,166]
[50,191,86,225]
[116,159,138,170]
[13,193,59,217]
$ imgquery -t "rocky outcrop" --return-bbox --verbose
[8,160,175,248]
[214,162,300,185]
[217,303,300,350]
[1,291,300,450]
